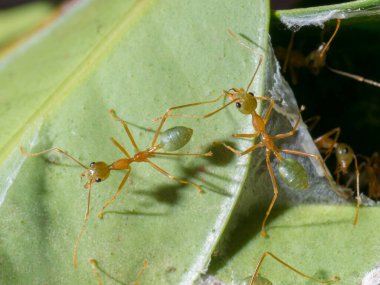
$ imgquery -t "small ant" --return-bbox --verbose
[276,19,380,88]
[307,116,360,224]
[153,36,339,237]
[21,109,211,269]
[359,152,380,200]
[347,152,379,201]
[248,251,340,285]
[89,258,148,285]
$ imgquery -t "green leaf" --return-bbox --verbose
[205,1,380,284]
[0,0,270,284]
[273,0,380,29]
[0,1,54,50]
[208,206,380,284]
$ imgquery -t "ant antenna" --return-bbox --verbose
[246,56,263,92]
[73,182,93,270]
[20,146,93,270]
[326,65,380,88]
[227,29,256,53]
[20,147,88,169]
[319,19,341,60]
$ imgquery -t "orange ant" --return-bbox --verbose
[153,51,339,237]
[89,258,148,285]
[276,19,380,88]
[307,116,360,224]
[249,251,340,285]
[20,109,211,269]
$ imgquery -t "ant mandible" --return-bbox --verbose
[21,109,211,269]
[153,40,339,237]
[249,251,340,285]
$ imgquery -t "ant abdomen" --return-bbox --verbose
[278,158,308,190]
[159,126,193,151]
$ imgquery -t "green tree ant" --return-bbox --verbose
[248,251,340,285]
[89,258,148,285]
[307,116,360,224]
[20,109,212,269]
[276,19,380,88]
[153,51,339,237]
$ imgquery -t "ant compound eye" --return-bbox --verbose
[248,92,254,97]
[343,147,349,154]
[236,102,242,108]
[95,178,102,183]
[90,162,95,167]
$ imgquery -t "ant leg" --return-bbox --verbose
[304,115,321,131]
[283,32,295,74]
[111,137,131,158]
[345,161,365,189]
[335,171,341,185]
[253,96,275,124]
[353,155,361,225]
[89,259,103,285]
[223,142,264,156]
[133,259,149,285]
[326,65,380,88]
[280,149,340,197]
[151,94,236,147]
[74,182,93,270]
[146,160,204,193]
[227,30,256,53]
[152,151,212,157]
[249,251,340,285]
[271,106,305,140]
[263,99,275,124]
[290,65,298,85]
[260,150,278,237]
[98,167,132,219]
[313,128,341,162]
[20,147,88,169]
[232,133,259,139]
[319,19,340,60]
[109,109,140,152]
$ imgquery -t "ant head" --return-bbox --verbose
[227,89,257,115]
[306,44,326,75]
[82,161,110,188]
[335,143,354,173]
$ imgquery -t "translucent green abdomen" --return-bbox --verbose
[160,126,193,151]
[278,158,308,190]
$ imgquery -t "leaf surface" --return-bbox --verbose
[0,0,270,284]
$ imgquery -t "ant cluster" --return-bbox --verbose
[277,19,380,202]
[19,19,377,285]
